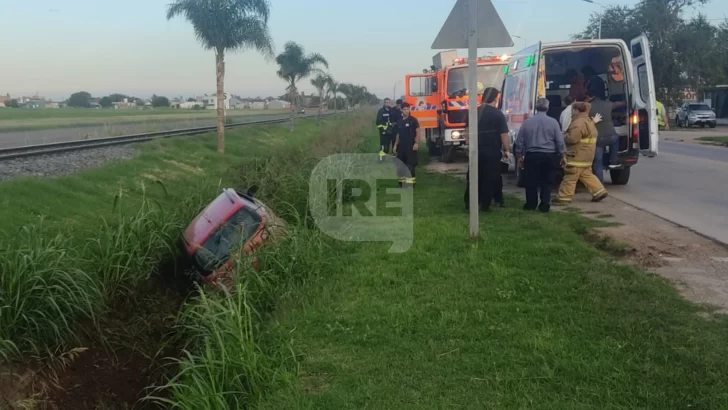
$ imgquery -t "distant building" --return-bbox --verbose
[112,98,136,109]
[266,99,290,110]
[0,93,10,106]
[179,101,204,109]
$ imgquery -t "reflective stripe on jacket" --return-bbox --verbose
[564,104,598,168]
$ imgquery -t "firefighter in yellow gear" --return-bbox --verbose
[556,102,609,203]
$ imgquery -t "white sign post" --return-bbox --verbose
[431,0,513,239]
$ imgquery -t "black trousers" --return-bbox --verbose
[464,153,502,209]
[523,152,560,212]
[396,147,417,186]
[380,134,393,153]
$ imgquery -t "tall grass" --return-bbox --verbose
[0,185,196,360]
[148,113,373,408]
[148,227,330,409]
[0,111,375,406]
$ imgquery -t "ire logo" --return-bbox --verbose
[309,154,413,253]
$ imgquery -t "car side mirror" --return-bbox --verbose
[712,108,716,112]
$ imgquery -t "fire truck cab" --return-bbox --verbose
[405,51,510,163]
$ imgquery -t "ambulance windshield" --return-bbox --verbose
[447,65,506,97]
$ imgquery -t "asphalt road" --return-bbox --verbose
[0,112,305,149]
[607,135,728,246]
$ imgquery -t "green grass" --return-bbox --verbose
[251,153,728,409]
[5,114,728,408]
[697,136,728,144]
[0,107,288,132]
[0,113,368,362]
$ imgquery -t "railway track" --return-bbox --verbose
[0,113,333,161]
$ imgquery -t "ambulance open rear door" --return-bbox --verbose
[630,34,658,157]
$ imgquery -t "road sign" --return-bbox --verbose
[431,0,513,239]
[431,0,513,50]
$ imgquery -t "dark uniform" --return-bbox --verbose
[464,104,508,211]
[376,106,396,161]
[395,114,420,188]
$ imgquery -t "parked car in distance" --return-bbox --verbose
[181,186,285,289]
[675,102,717,128]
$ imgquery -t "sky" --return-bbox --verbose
[1,0,726,101]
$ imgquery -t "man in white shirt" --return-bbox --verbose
[560,95,574,131]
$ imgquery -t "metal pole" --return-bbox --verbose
[467,0,479,238]
[598,12,602,39]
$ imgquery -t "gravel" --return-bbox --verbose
[0,145,137,181]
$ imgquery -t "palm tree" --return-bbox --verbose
[167,0,273,154]
[326,76,338,112]
[337,83,354,110]
[310,74,328,125]
[276,42,329,131]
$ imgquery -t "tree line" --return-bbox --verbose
[576,0,727,106]
[167,0,379,154]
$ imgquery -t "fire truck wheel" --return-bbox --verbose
[441,145,455,163]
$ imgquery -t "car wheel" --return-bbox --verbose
[710,122,717,129]
[610,167,631,185]
[700,123,706,128]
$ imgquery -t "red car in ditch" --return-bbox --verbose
[181,187,284,288]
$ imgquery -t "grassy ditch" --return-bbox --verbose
[0,112,372,408]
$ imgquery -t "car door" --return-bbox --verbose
[630,34,658,157]
[500,42,543,151]
[405,73,439,129]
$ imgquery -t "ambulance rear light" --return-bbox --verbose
[632,110,639,143]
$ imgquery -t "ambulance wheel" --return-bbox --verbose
[441,145,455,163]
[610,168,631,185]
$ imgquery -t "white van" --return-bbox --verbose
[500,35,658,186]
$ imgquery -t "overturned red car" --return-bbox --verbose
[181,187,284,288]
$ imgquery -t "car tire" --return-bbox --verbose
[675,117,681,127]
[610,167,631,185]
[710,123,717,129]
[700,123,706,128]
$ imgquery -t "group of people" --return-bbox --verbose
[375,71,628,209]
[466,75,622,213]
[375,98,421,188]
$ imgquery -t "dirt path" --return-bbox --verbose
[426,160,728,314]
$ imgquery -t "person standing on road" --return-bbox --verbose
[463,87,510,211]
[515,97,565,213]
[376,98,396,162]
[394,102,420,188]
[656,100,670,131]
[556,101,608,204]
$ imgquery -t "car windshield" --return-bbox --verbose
[689,104,711,111]
[193,206,262,275]
[447,65,506,97]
